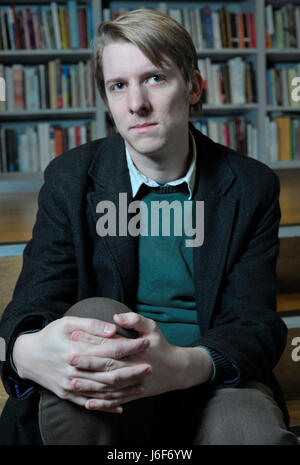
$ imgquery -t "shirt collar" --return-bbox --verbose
[125,131,197,200]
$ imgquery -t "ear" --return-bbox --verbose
[189,69,203,105]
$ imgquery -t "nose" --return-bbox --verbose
[127,84,151,115]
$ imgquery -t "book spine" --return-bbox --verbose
[51,2,61,49]
[204,6,213,48]
[27,8,36,49]
[59,6,67,49]
[64,8,71,49]
[32,11,41,49]
[212,11,222,49]
[6,7,16,49]
[41,9,49,49]
[0,10,8,49]
[78,8,86,48]
[68,0,79,49]
[48,60,57,109]
[12,65,24,110]
[5,66,14,110]
[12,4,21,49]
[248,13,256,48]
[237,12,245,48]
[275,9,284,49]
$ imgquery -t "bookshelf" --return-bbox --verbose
[0,0,300,230]
[0,0,106,186]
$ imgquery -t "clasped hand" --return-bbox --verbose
[13,312,191,414]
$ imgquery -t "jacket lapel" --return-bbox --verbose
[191,127,237,332]
[86,134,138,306]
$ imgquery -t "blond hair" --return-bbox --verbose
[94,9,202,114]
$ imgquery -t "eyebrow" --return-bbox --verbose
[104,68,167,88]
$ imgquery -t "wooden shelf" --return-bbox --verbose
[287,400,300,427]
[0,192,38,243]
[277,293,300,312]
[279,176,300,225]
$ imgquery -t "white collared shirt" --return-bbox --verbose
[125,132,197,200]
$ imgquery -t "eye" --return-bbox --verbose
[148,75,165,84]
[111,82,125,91]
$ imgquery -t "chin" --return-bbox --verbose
[133,144,165,157]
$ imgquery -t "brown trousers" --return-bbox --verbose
[38,298,299,445]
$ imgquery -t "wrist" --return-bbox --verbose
[178,346,213,390]
[12,332,38,380]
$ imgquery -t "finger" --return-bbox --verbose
[62,316,117,338]
[86,364,152,386]
[70,331,123,345]
[72,394,123,414]
[69,355,126,372]
[60,393,123,413]
[71,379,145,395]
[71,380,145,399]
[113,312,156,335]
[55,388,125,414]
[77,336,150,360]
[85,395,139,411]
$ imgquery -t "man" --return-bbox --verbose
[0,10,298,445]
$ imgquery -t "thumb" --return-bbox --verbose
[113,312,156,335]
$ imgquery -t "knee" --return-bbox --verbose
[193,382,300,445]
[195,413,299,445]
[64,297,138,338]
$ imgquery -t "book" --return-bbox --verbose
[12,65,24,110]
[230,12,239,48]
[78,7,87,48]
[32,10,42,49]
[48,60,57,109]
[12,4,21,49]
[51,2,61,49]
[274,116,292,160]
[204,6,213,48]
[286,3,297,48]
[0,64,6,111]
[219,7,227,47]
[274,9,284,48]
[248,13,256,48]
[59,6,67,49]
[212,11,222,49]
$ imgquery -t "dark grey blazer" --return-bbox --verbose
[0,125,288,444]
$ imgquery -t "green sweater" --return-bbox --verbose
[135,184,201,346]
[135,183,238,386]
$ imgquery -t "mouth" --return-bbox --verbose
[130,123,157,133]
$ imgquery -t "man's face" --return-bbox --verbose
[102,41,192,161]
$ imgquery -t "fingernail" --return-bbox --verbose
[70,356,79,366]
[104,324,114,334]
[74,380,81,390]
[87,400,96,409]
[71,331,81,341]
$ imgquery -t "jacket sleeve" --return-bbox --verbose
[0,160,78,398]
[190,171,287,387]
